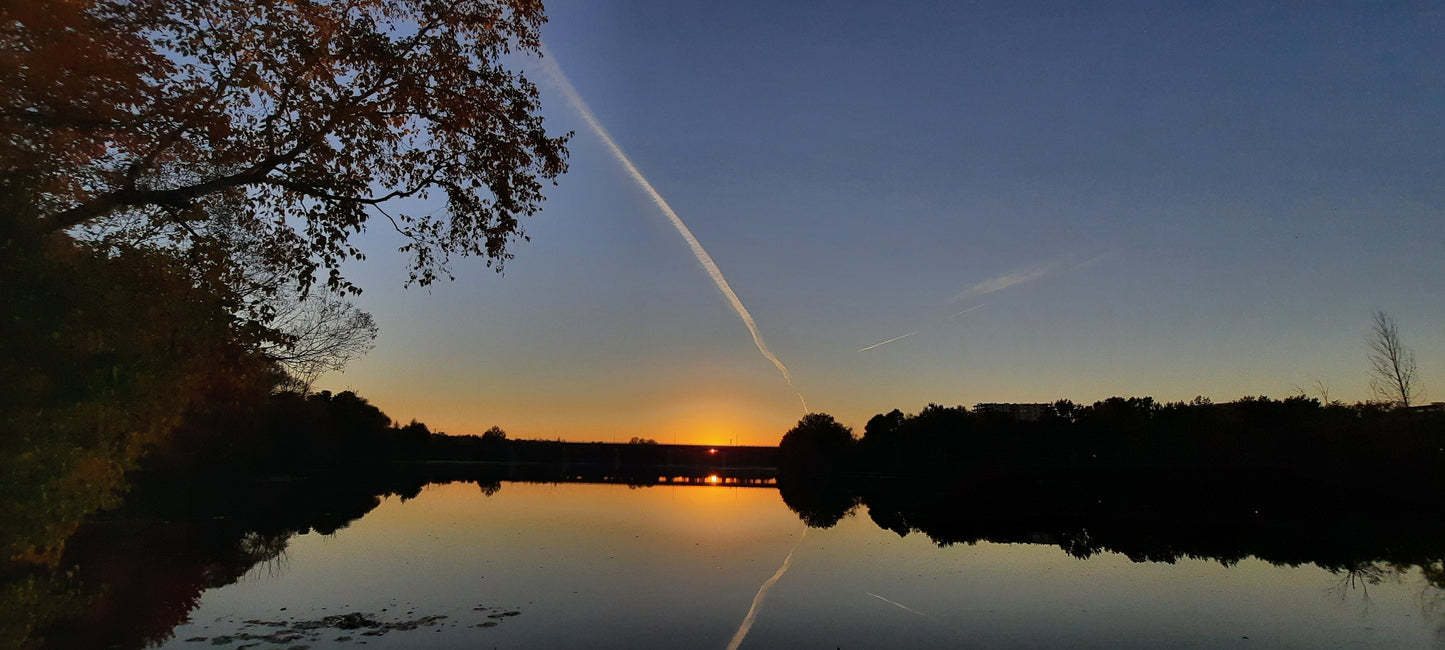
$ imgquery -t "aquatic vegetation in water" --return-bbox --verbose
[180,606,520,646]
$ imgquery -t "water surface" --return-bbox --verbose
[150,480,1441,648]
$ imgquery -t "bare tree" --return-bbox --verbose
[80,201,380,391]
[264,291,378,393]
[1367,310,1419,407]
[1291,375,1334,405]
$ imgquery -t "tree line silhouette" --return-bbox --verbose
[780,397,1445,489]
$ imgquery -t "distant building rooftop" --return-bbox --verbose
[973,403,1051,422]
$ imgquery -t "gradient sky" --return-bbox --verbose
[325,1,1444,445]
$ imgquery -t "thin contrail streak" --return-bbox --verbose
[867,591,933,619]
[857,331,918,352]
[950,259,1065,303]
[857,304,982,353]
[539,51,807,413]
[867,591,971,642]
[726,529,808,650]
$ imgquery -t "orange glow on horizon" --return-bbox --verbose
[342,388,795,447]
[705,475,721,484]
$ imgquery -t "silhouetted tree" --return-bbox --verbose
[1051,399,1078,422]
[862,409,905,445]
[394,419,433,457]
[779,413,856,469]
[1367,310,1419,407]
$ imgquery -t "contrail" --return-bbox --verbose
[949,252,1116,304]
[857,331,918,352]
[726,529,808,650]
[857,304,983,353]
[867,591,933,619]
[950,259,1067,303]
[538,50,808,413]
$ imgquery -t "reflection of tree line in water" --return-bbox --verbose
[778,471,1445,587]
[22,465,734,650]
[26,469,486,650]
[34,478,398,650]
[776,468,1445,643]
[19,444,1445,649]
[28,464,1445,649]
[0,377,761,649]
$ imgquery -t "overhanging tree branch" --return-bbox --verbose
[7,0,569,293]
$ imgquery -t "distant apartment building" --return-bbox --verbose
[972,402,1051,422]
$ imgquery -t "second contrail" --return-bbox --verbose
[856,304,985,353]
[539,50,808,413]
[858,331,918,352]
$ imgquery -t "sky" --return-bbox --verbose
[325,1,1444,445]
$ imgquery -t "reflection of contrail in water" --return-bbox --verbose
[867,590,972,642]
[726,528,808,650]
[867,591,933,619]
[539,51,808,414]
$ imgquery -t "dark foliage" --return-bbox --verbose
[849,397,1445,490]
[0,208,280,569]
[4,0,571,293]
[778,413,856,470]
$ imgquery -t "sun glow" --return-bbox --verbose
[667,415,750,447]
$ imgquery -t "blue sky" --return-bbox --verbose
[328,1,1444,444]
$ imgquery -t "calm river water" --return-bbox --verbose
[136,479,1445,649]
